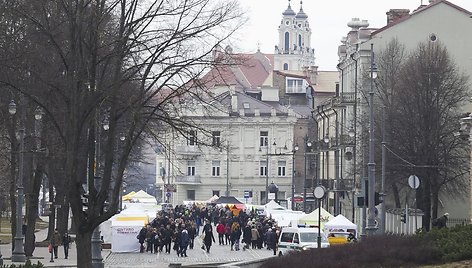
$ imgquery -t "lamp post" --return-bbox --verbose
[9,99,26,263]
[366,43,378,236]
[303,140,312,213]
[291,144,299,210]
[314,185,326,248]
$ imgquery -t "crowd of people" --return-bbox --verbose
[136,204,281,256]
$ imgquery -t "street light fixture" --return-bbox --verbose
[323,134,330,144]
[366,43,378,236]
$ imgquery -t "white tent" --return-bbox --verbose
[324,214,358,234]
[270,211,306,227]
[111,220,144,253]
[130,190,157,204]
[264,200,285,211]
[298,207,334,228]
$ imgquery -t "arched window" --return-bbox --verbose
[298,34,302,48]
[283,63,289,70]
[284,32,290,52]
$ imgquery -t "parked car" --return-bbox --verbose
[278,227,329,256]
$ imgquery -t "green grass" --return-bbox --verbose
[0,217,49,244]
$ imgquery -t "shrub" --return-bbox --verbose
[415,224,472,262]
[261,235,441,268]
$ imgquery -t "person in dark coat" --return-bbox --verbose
[62,232,72,259]
[202,220,215,253]
[179,228,189,257]
[230,222,241,251]
[267,227,278,256]
[137,226,147,253]
[163,224,172,254]
[188,223,197,249]
[432,213,449,229]
[242,223,252,250]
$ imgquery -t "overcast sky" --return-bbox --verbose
[235,0,472,71]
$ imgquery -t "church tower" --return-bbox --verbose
[274,1,315,71]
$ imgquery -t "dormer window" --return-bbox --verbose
[286,78,306,93]
[243,102,250,109]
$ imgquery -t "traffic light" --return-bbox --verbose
[400,212,406,223]
[364,191,382,207]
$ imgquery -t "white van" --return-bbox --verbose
[277,227,329,256]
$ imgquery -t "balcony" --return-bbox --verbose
[331,92,356,107]
[175,175,202,185]
[175,145,202,156]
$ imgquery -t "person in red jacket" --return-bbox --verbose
[216,221,225,245]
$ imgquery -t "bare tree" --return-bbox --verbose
[383,40,470,230]
[0,0,245,266]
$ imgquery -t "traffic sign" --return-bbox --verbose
[408,175,420,189]
[166,192,171,197]
[244,191,250,198]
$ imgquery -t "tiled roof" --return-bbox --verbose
[200,52,274,91]
[372,0,472,36]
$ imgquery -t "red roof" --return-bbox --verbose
[199,52,274,90]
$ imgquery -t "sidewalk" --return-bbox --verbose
[0,217,110,267]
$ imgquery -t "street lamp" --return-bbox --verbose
[366,43,378,236]
[291,144,299,210]
[314,185,326,248]
[303,140,312,212]
[10,100,42,262]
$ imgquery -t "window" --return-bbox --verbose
[260,131,268,147]
[298,34,302,47]
[260,161,267,176]
[212,131,221,147]
[243,102,250,109]
[286,78,305,93]
[188,130,197,146]
[283,63,289,70]
[284,32,290,52]
[187,190,195,201]
[212,190,220,197]
[212,161,221,176]
[280,232,294,243]
[278,161,286,176]
[187,160,196,176]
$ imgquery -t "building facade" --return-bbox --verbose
[318,0,472,229]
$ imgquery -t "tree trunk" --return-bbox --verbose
[47,179,55,241]
[75,225,93,268]
[391,181,401,208]
[25,164,43,256]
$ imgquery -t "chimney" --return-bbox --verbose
[386,9,410,24]
[230,88,238,112]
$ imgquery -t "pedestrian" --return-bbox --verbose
[188,223,197,249]
[216,221,225,245]
[230,222,241,251]
[179,228,189,257]
[50,229,61,259]
[137,226,147,253]
[202,219,215,253]
[163,224,172,254]
[224,223,231,245]
[242,223,251,250]
[432,213,449,229]
[267,227,278,256]
[62,232,72,259]
[251,225,259,249]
